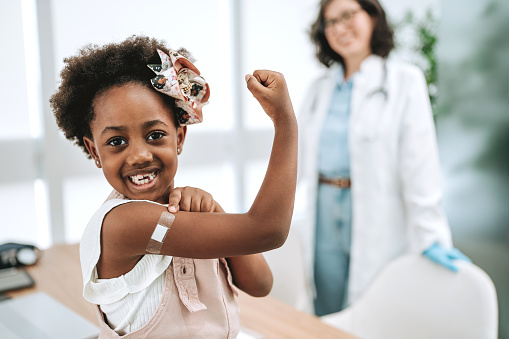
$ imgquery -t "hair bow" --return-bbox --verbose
[147,49,210,125]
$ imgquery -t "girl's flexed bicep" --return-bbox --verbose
[102,201,284,260]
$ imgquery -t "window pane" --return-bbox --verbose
[0,0,31,140]
[0,182,38,246]
[51,0,232,131]
[63,175,112,244]
[241,0,320,129]
[175,164,235,213]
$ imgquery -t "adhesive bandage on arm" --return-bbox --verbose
[146,211,175,254]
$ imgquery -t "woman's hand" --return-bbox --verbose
[167,187,220,213]
[423,242,471,272]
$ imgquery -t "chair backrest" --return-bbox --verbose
[321,255,498,339]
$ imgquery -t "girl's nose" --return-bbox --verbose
[126,144,153,166]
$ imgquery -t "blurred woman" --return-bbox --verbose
[297,0,469,316]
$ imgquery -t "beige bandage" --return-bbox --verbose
[146,211,175,254]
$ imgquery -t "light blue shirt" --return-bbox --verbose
[317,68,354,178]
[314,67,355,315]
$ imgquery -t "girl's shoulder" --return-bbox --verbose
[81,199,133,247]
[80,198,172,305]
[79,200,163,287]
[81,199,136,242]
[79,199,132,288]
[79,198,165,261]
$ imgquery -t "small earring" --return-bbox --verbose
[96,159,100,166]
[177,148,181,155]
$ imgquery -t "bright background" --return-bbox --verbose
[1,0,507,337]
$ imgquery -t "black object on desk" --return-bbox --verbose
[0,242,40,269]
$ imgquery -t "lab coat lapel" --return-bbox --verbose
[350,55,386,140]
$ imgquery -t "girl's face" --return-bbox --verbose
[83,83,186,204]
[323,0,373,62]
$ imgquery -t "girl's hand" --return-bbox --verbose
[245,70,295,123]
[167,187,219,213]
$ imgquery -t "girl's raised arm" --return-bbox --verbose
[100,70,297,266]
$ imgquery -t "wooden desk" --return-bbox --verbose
[7,244,357,339]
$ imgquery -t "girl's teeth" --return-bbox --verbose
[130,172,156,185]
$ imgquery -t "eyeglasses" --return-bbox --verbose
[323,9,362,31]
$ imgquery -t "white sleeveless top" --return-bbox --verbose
[80,199,173,334]
[80,199,239,336]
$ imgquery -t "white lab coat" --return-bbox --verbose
[293,55,452,309]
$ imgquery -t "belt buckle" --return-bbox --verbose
[338,178,347,188]
[319,175,350,188]
[333,178,349,188]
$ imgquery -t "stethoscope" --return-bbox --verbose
[354,60,389,139]
[365,60,389,101]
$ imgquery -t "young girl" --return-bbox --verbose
[50,35,297,338]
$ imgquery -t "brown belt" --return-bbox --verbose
[319,175,351,188]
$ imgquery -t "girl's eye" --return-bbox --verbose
[107,138,126,146]
[147,131,165,141]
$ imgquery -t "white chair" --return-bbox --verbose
[321,255,498,339]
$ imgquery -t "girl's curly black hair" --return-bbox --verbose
[50,35,191,158]
[309,0,394,68]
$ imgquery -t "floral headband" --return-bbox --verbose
[147,49,210,125]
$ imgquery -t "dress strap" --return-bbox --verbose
[172,257,207,312]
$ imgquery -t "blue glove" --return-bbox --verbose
[423,242,471,272]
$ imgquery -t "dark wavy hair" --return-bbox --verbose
[50,35,191,158]
[309,0,394,68]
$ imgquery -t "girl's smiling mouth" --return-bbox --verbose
[127,171,158,187]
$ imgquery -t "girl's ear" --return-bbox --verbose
[176,126,187,154]
[83,136,101,168]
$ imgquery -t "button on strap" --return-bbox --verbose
[172,257,207,312]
